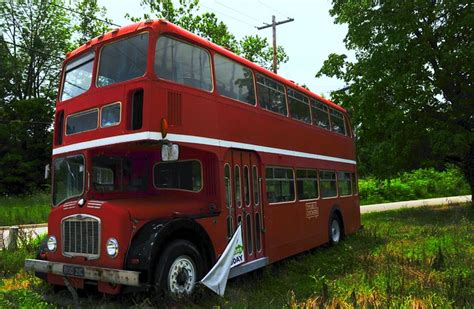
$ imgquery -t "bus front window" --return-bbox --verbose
[53,155,85,205]
[61,51,94,101]
[92,155,148,193]
[97,32,148,87]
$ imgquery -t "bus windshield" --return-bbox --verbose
[53,155,85,205]
[61,51,94,101]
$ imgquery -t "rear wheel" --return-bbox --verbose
[155,240,204,298]
[329,214,342,245]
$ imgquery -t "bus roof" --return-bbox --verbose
[66,19,347,113]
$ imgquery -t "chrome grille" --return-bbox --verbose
[62,215,100,258]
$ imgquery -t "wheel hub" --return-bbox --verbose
[168,255,196,295]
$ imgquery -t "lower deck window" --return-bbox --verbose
[296,169,319,200]
[320,170,337,198]
[338,171,352,196]
[154,160,202,192]
[92,155,148,193]
[265,167,295,203]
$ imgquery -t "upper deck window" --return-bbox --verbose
[61,51,94,101]
[97,32,148,87]
[215,54,255,105]
[310,99,330,130]
[288,88,311,124]
[155,36,212,91]
[256,74,287,116]
[330,109,347,135]
[66,109,98,135]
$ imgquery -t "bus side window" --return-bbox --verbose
[320,170,337,198]
[256,73,287,116]
[265,167,295,203]
[337,171,352,196]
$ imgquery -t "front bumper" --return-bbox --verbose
[25,259,141,287]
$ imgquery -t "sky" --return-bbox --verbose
[97,0,352,97]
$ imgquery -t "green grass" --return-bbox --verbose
[2,203,471,308]
[0,233,53,308]
[194,203,473,307]
[0,192,50,226]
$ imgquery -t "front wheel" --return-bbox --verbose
[155,240,204,297]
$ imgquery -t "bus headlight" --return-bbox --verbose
[47,236,57,252]
[106,238,119,257]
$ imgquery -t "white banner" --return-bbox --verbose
[200,225,244,296]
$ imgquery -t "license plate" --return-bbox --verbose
[63,265,85,277]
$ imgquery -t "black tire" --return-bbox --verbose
[154,240,204,298]
[328,213,343,245]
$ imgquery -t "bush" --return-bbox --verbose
[359,166,470,205]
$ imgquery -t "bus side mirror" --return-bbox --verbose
[44,164,50,179]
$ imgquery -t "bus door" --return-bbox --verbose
[224,149,265,263]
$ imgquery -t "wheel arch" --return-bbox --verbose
[125,218,216,285]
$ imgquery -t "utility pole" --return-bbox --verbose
[257,15,294,74]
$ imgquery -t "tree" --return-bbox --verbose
[0,98,54,194]
[317,1,474,197]
[72,0,112,47]
[128,0,288,69]
[0,0,73,101]
[239,35,288,71]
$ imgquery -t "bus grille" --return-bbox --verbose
[62,215,100,258]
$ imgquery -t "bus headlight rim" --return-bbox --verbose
[106,238,119,258]
[47,235,57,252]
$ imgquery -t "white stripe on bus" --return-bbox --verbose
[52,131,357,165]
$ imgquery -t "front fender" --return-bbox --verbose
[124,218,215,283]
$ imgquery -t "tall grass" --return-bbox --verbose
[0,192,50,226]
[0,204,472,307]
[0,233,52,308]
[359,166,470,205]
[200,203,474,308]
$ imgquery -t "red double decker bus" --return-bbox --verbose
[26,19,360,296]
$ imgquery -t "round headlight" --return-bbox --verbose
[47,235,57,252]
[106,238,119,257]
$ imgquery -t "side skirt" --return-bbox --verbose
[228,257,269,279]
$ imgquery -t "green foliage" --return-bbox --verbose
[359,167,470,205]
[0,232,45,276]
[0,192,50,226]
[0,288,53,309]
[0,234,52,308]
[317,1,474,193]
[0,99,53,195]
[72,0,111,47]
[128,0,288,69]
[0,0,112,195]
[0,0,73,101]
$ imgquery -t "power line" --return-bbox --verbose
[257,0,289,19]
[49,2,121,28]
[2,40,64,62]
[200,4,255,28]
[0,120,52,125]
[214,0,263,24]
